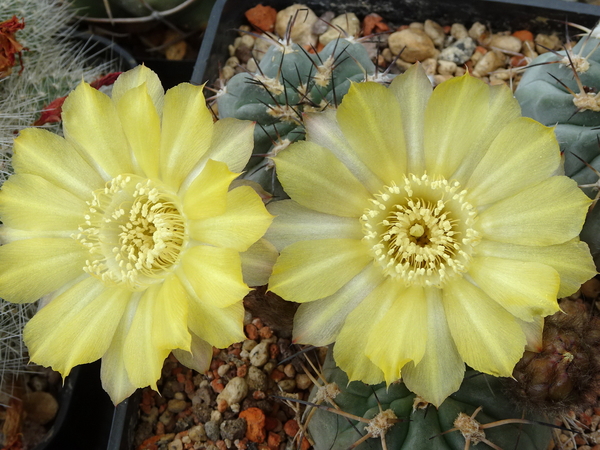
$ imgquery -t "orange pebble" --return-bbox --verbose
[176,373,186,383]
[269,343,279,359]
[258,326,273,339]
[510,55,527,67]
[267,432,281,450]
[244,4,277,32]
[245,324,259,340]
[239,407,266,443]
[283,419,299,438]
[265,416,279,431]
[211,378,225,393]
[475,45,487,54]
[512,29,534,42]
[270,369,285,382]
[443,25,451,34]
[217,398,228,413]
[362,13,386,36]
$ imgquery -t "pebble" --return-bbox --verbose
[22,391,58,425]
[472,50,506,77]
[319,13,361,46]
[188,424,207,442]
[535,33,561,54]
[389,28,437,63]
[283,364,296,378]
[205,420,221,441]
[424,19,445,47]
[244,4,277,33]
[275,4,318,47]
[168,439,183,450]
[242,339,258,352]
[468,21,487,41]
[313,11,335,35]
[438,36,476,65]
[217,377,249,406]
[451,23,469,40]
[488,34,522,53]
[249,341,269,367]
[295,374,312,390]
[437,60,457,76]
[239,407,266,443]
[221,418,247,440]
[277,379,297,393]
[167,398,188,414]
[218,363,231,378]
[246,365,269,391]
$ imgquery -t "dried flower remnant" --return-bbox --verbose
[266,64,596,406]
[0,16,25,78]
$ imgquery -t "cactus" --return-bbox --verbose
[0,0,114,400]
[514,27,600,267]
[216,36,392,195]
[303,350,551,450]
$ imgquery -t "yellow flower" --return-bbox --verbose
[266,64,596,406]
[0,66,273,404]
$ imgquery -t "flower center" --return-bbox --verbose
[75,175,186,291]
[361,173,480,287]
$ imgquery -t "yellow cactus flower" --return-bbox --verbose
[266,64,597,406]
[0,66,273,404]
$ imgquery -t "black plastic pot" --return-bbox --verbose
[108,0,600,449]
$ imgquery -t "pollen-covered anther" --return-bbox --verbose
[361,173,480,287]
[76,174,186,291]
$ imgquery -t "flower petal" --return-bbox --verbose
[336,82,407,183]
[478,176,590,246]
[0,238,87,303]
[275,142,371,217]
[180,245,250,309]
[518,316,544,353]
[423,74,489,178]
[12,128,105,199]
[240,238,279,287]
[304,109,382,192]
[292,263,383,346]
[265,200,362,252]
[189,186,273,252]
[123,286,170,390]
[183,159,239,220]
[115,83,161,179]
[269,239,372,303]
[152,274,191,353]
[475,238,596,298]
[111,65,164,116]
[388,63,431,174]
[365,285,428,383]
[199,118,255,173]
[0,174,87,233]
[62,81,134,178]
[159,83,213,189]
[401,287,464,407]
[465,118,560,206]
[172,331,213,373]
[468,256,560,321]
[24,277,130,377]
[443,277,526,377]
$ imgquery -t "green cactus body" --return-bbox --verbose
[515,34,600,266]
[307,352,550,450]
[217,37,388,194]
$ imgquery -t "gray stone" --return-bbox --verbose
[249,341,269,367]
[220,418,247,440]
[246,365,268,391]
[205,420,221,442]
[438,37,476,65]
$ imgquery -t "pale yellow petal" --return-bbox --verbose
[478,176,590,246]
[365,285,427,383]
[179,272,245,348]
[24,277,130,377]
[292,263,383,346]
[159,83,213,189]
[443,277,526,376]
[172,331,213,374]
[517,316,544,353]
[336,82,407,182]
[12,128,105,199]
[388,63,431,174]
[0,174,86,232]
[189,186,273,252]
[196,118,255,173]
[115,83,161,179]
[475,238,596,298]
[469,256,560,321]
[465,118,560,206]
[101,297,139,405]
[269,239,372,303]
[123,286,170,390]
[275,142,371,217]
[240,238,278,287]
[401,287,464,407]
[183,159,239,220]
[304,109,382,192]
[180,246,250,308]
[111,65,164,116]
[265,200,362,252]
[62,81,134,178]
[152,274,191,352]
[0,238,87,303]
[423,74,489,178]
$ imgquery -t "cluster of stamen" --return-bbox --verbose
[361,174,479,287]
[75,175,186,291]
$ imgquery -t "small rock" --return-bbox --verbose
[283,419,300,438]
[275,4,318,47]
[246,366,268,391]
[535,33,561,54]
[22,391,58,425]
[437,60,457,76]
[488,34,522,53]
[277,379,297,392]
[512,29,534,42]
[167,398,187,414]
[221,418,247,441]
[240,34,255,49]
[189,424,207,442]
[388,28,437,63]
[421,57,437,76]
[242,340,258,352]
[438,37,476,65]
[472,50,506,77]
[239,407,266,443]
[252,34,275,62]
[218,363,231,378]
[424,19,445,47]
[168,439,183,450]
[221,66,235,81]
[205,421,221,441]
[451,23,469,40]
[409,22,424,30]
[319,13,360,46]
[249,341,269,367]
[363,13,389,36]
[217,377,249,406]
[295,374,312,390]
[283,364,296,378]
[468,22,487,42]
[313,11,334,35]
[245,4,277,33]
